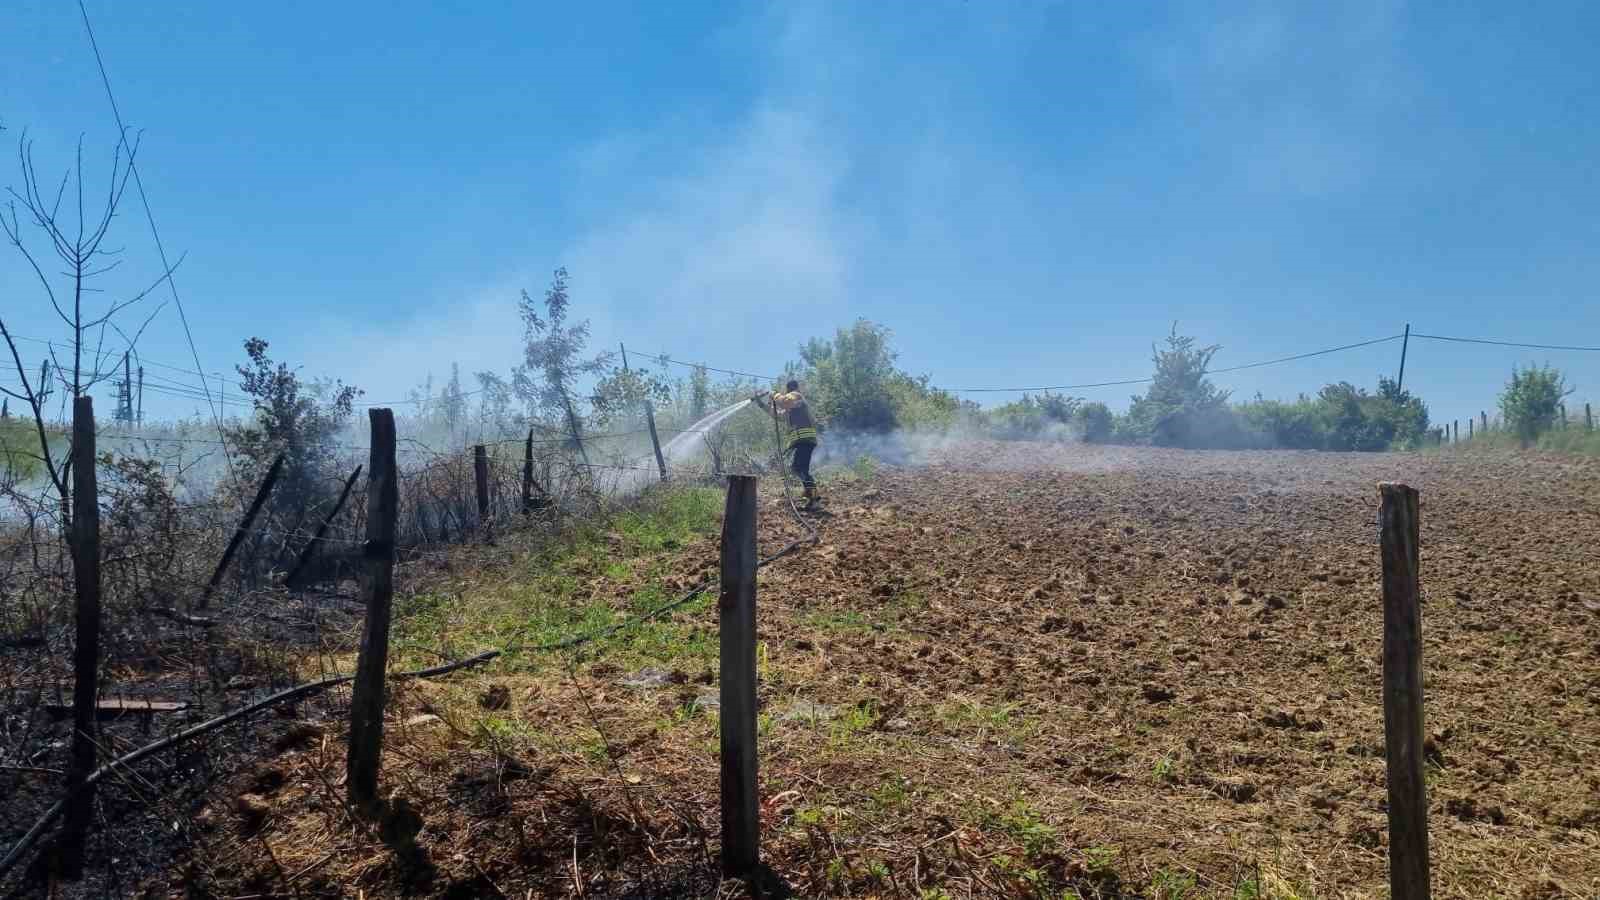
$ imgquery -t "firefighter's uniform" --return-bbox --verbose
[769,390,820,507]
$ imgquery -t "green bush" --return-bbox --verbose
[1499,365,1571,446]
[988,392,1080,440]
[1076,402,1114,443]
[226,337,361,556]
[1240,396,1324,448]
[885,372,965,431]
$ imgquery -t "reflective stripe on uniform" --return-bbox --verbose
[787,426,818,448]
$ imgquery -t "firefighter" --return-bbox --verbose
[759,380,820,509]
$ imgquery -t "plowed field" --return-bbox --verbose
[153,442,1600,899]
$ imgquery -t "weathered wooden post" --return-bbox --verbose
[474,444,490,527]
[348,409,398,814]
[521,430,534,513]
[719,475,759,877]
[1379,482,1429,900]
[1451,420,1457,443]
[61,397,100,877]
[1587,402,1594,431]
[645,402,668,482]
[199,454,284,608]
[1468,418,1473,440]
[621,344,669,482]
[1481,411,1488,434]
[285,464,363,589]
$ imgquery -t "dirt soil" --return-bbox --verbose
[67,443,1600,897]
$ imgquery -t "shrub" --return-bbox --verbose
[1076,402,1114,443]
[988,392,1081,441]
[1500,365,1571,446]
[227,337,361,571]
[1240,396,1325,448]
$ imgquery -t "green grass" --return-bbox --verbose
[1536,426,1600,455]
[1153,755,1179,783]
[1150,868,1199,900]
[802,609,873,632]
[827,700,880,747]
[391,485,724,672]
[869,775,913,813]
[1442,425,1600,457]
[935,698,1037,741]
[997,800,1061,859]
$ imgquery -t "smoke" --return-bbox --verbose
[813,420,1091,471]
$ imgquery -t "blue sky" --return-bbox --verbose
[3,1,1598,427]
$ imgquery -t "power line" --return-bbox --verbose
[947,376,1152,394]
[1412,333,1600,353]
[644,354,779,382]
[4,343,484,409]
[4,333,249,390]
[78,0,241,496]
[1204,334,1405,375]
[939,334,1404,393]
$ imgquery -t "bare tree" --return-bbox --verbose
[1,131,177,515]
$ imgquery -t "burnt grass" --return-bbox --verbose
[13,441,1600,898]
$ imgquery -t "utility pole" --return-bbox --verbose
[1396,323,1411,393]
[120,352,133,422]
[136,366,144,424]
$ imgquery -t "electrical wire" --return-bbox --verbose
[939,334,1405,393]
[79,0,242,499]
[643,354,780,382]
[1204,334,1405,374]
[1411,333,1600,353]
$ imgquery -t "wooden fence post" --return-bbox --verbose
[1451,420,1457,443]
[61,397,100,877]
[199,454,284,609]
[348,409,398,814]
[621,344,669,482]
[1559,404,1568,429]
[1379,482,1429,900]
[474,444,489,525]
[645,401,668,482]
[719,475,759,877]
[285,464,363,589]
[1587,402,1593,431]
[1467,418,1473,440]
[1481,411,1488,433]
[521,430,535,513]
